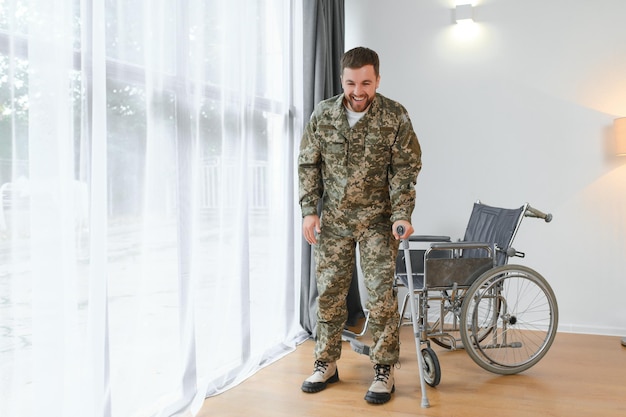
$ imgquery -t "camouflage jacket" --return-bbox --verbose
[298,93,422,234]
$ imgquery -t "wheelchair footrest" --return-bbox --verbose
[341,330,370,356]
[349,339,370,356]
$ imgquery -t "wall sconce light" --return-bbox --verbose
[614,117,626,156]
[454,3,474,23]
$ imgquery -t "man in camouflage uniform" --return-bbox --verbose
[298,47,422,405]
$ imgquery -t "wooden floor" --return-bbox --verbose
[199,329,626,417]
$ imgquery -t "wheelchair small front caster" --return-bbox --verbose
[421,347,441,387]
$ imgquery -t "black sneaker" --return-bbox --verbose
[301,360,339,393]
[364,364,395,404]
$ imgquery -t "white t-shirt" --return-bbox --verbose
[345,106,367,128]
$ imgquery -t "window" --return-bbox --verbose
[0,1,303,416]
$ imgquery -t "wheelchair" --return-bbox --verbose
[396,201,558,387]
[344,201,558,406]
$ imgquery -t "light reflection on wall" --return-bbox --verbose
[451,19,482,43]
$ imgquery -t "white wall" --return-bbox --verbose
[346,0,626,335]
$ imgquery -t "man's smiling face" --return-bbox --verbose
[341,64,380,113]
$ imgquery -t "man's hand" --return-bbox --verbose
[303,214,321,245]
[392,220,414,240]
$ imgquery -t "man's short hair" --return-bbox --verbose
[341,47,380,77]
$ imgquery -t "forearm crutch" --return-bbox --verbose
[397,225,430,408]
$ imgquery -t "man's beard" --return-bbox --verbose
[346,94,374,112]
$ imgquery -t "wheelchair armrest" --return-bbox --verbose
[408,235,451,242]
[429,241,492,250]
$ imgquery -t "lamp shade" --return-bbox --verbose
[615,117,626,156]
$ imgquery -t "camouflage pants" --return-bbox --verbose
[313,224,400,365]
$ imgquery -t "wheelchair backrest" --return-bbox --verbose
[461,202,525,266]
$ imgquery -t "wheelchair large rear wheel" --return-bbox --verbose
[459,265,558,375]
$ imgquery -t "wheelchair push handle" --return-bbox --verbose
[525,205,553,223]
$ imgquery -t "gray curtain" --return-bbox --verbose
[300,0,363,337]
[302,0,344,124]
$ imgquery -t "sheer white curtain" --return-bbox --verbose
[0,1,306,416]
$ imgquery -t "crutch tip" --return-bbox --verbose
[421,399,430,408]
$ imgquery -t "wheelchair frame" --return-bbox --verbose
[402,202,557,395]
[344,201,558,408]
